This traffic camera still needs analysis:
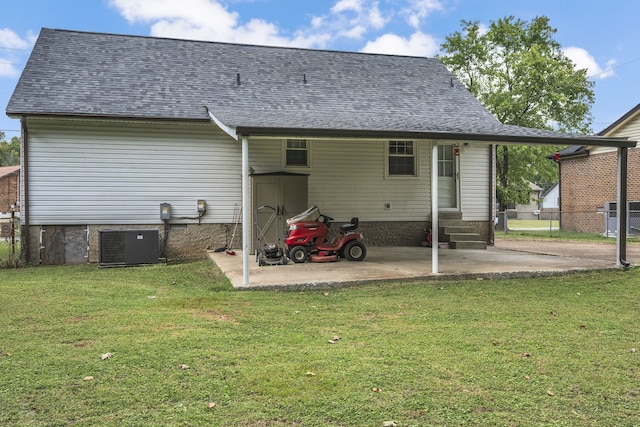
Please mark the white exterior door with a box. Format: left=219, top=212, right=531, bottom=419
left=438, top=145, right=459, bottom=210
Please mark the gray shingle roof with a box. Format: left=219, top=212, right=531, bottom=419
left=6, top=28, right=634, bottom=147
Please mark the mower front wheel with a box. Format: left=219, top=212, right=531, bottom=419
left=289, top=245, right=309, bottom=263
left=344, top=240, right=367, bottom=261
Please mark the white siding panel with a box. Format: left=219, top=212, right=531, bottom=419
left=27, top=119, right=242, bottom=225
left=308, top=139, right=432, bottom=221
left=459, top=144, right=490, bottom=221
left=592, top=113, right=640, bottom=155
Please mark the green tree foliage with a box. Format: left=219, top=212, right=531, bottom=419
left=0, top=131, right=21, bottom=166
left=438, top=16, right=595, bottom=208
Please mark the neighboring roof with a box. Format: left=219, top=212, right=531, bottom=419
left=0, top=165, right=20, bottom=178
left=547, top=145, right=589, bottom=161
left=542, top=182, right=558, bottom=198
left=7, top=28, right=635, bottom=148
left=528, top=182, right=543, bottom=192
left=598, top=102, right=640, bottom=136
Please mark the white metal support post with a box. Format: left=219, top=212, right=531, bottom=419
left=242, top=134, right=250, bottom=284
left=431, top=142, right=439, bottom=274
left=616, top=146, right=629, bottom=268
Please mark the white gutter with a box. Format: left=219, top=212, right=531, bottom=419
left=206, top=108, right=238, bottom=141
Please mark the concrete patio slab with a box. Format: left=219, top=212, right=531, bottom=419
left=208, top=239, right=639, bottom=290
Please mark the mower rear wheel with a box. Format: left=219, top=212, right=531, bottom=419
left=344, top=240, right=366, bottom=261
left=289, top=245, right=309, bottom=263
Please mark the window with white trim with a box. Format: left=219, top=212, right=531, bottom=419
left=388, top=140, right=416, bottom=176
left=285, top=139, right=309, bottom=167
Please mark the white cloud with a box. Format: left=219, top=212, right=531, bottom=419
left=360, top=31, right=439, bottom=57
left=109, top=0, right=328, bottom=48
left=367, top=3, right=387, bottom=30
left=0, top=62, right=19, bottom=77
left=0, top=28, right=32, bottom=77
left=321, top=0, right=391, bottom=41
left=332, top=0, right=365, bottom=14
left=563, top=46, right=614, bottom=79
left=0, top=28, right=30, bottom=49
left=402, top=0, right=443, bottom=29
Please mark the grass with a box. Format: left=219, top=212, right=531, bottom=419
left=1, top=261, right=639, bottom=426
left=506, top=219, right=559, bottom=230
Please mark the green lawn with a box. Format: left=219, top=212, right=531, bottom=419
left=506, top=219, right=559, bottom=230
left=1, top=261, right=639, bottom=426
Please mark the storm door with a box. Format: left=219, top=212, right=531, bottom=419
left=437, top=145, right=459, bottom=210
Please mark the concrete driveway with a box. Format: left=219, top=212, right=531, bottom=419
left=208, top=238, right=639, bottom=290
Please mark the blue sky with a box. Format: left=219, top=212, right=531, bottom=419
left=2, top=0, right=640, bottom=140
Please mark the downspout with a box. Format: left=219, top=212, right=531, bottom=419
left=488, top=144, right=494, bottom=245
left=617, top=147, right=629, bottom=268
left=431, top=142, right=439, bottom=274
left=20, top=116, right=30, bottom=264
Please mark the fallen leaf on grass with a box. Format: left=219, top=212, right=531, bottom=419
left=100, top=353, right=113, bottom=361
left=547, top=390, right=555, bottom=396
left=83, top=376, right=94, bottom=381
left=178, top=364, right=189, bottom=370
left=523, top=375, right=531, bottom=381
left=371, top=387, right=382, bottom=392
left=208, top=402, right=217, bottom=409
left=147, top=295, right=157, bottom=299
left=328, top=340, right=336, bottom=344
left=323, top=292, right=329, bottom=296
left=331, top=335, right=341, bottom=341
left=382, top=421, right=397, bottom=427
left=521, top=352, right=531, bottom=358
left=305, top=371, right=316, bottom=376
left=631, top=348, right=637, bottom=353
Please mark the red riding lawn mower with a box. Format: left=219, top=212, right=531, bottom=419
left=284, top=205, right=367, bottom=263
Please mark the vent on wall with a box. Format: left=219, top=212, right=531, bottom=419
left=99, top=230, right=159, bottom=267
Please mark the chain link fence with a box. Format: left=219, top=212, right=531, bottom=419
left=0, top=211, right=20, bottom=268
left=495, top=208, right=640, bottom=238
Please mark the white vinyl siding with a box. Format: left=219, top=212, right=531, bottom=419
left=249, top=138, right=432, bottom=221
left=592, top=113, right=640, bottom=155
left=26, top=118, right=241, bottom=225
left=26, top=119, right=491, bottom=226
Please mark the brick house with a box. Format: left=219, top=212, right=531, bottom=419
left=0, top=165, right=20, bottom=213
left=555, top=103, right=640, bottom=235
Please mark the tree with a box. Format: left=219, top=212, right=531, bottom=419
left=0, top=131, right=21, bottom=166
left=438, top=16, right=595, bottom=208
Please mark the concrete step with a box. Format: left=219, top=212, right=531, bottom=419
left=447, top=232, right=482, bottom=242
left=443, top=225, right=475, bottom=234
left=450, top=240, right=487, bottom=250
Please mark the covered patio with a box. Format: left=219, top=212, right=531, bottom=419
left=208, top=239, right=640, bottom=289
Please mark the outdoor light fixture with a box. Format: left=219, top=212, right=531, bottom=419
left=197, top=199, right=206, bottom=213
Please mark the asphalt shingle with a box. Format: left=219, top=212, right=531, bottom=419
left=5, top=28, right=634, bottom=146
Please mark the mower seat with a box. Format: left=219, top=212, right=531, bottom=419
left=340, top=217, right=359, bottom=233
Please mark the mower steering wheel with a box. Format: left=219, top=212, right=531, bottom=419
left=321, top=214, right=334, bottom=224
